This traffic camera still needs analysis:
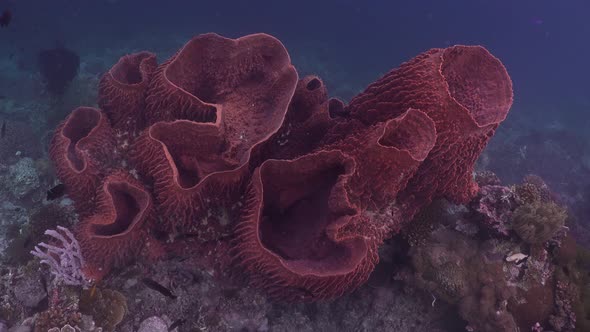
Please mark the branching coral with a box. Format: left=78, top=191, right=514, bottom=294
left=30, top=226, right=90, bottom=287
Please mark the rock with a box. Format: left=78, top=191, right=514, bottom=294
left=506, top=252, right=528, bottom=263
left=7, top=323, right=31, bottom=332
left=14, top=275, right=47, bottom=308
left=14, top=273, right=47, bottom=308
left=0, top=201, right=29, bottom=258
left=5, top=158, right=40, bottom=199
left=137, top=317, right=168, bottom=332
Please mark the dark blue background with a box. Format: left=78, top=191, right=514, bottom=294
left=3, top=0, right=589, bottom=131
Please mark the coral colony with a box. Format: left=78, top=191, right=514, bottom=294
left=42, top=32, right=513, bottom=298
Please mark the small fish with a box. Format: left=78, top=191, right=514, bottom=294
left=168, top=319, right=186, bottom=331
left=141, top=277, right=177, bottom=299
left=89, top=283, right=98, bottom=298
left=1, top=120, right=6, bottom=139
left=0, top=10, right=11, bottom=28
left=22, top=235, right=32, bottom=248
left=40, top=274, right=48, bottom=294
left=46, top=183, right=66, bottom=200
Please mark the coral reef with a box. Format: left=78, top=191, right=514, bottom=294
left=401, top=228, right=519, bottom=331
left=6, top=29, right=583, bottom=332
left=44, top=32, right=513, bottom=301
left=3, top=174, right=582, bottom=331
left=484, top=125, right=590, bottom=248
left=470, top=173, right=568, bottom=247
left=392, top=170, right=590, bottom=332
left=0, top=18, right=586, bottom=330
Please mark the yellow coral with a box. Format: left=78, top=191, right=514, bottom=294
left=79, top=288, right=127, bottom=332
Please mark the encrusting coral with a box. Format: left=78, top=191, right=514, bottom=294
left=401, top=200, right=446, bottom=247
left=44, top=32, right=513, bottom=300
left=470, top=184, right=517, bottom=237
left=513, top=182, right=544, bottom=205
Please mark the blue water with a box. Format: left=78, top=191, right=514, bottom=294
left=6, top=0, right=586, bottom=209
left=1, top=1, right=589, bottom=331
left=4, top=0, right=589, bottom=121
left=2, top=0, right=589, bottom=274
left=2, top=0, right=589, bottom=265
